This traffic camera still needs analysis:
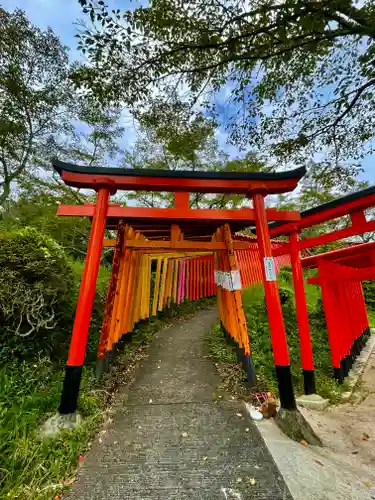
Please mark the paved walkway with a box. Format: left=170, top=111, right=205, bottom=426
left=66, top=306, right=291, bottom=500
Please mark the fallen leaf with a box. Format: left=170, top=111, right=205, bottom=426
left=314, top=459, right=324, bottom=466
left=364, top=480, right=372, bottom=488
left=362, top=433, right=370, bottom=441
left=247, top=477, right=256, bottom=486
left=300, top=440, right=308, bottom=447
left=64, top=477, right=75, bottom=486
left=351, top=450, right=359, bottom=454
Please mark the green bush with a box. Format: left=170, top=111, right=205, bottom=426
left=363, top=280, right=375, bottom=310
left=0, top=192, right=92, bottom=260
left=0, top=227, right=75, bottom=361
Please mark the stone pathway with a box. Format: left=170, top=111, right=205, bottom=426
left=65, top=306, right=291, bottom=500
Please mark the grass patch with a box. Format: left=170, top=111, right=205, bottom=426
left=206, top=269, right=351, bottom=404
left=0, top=295, right=215, bottom=500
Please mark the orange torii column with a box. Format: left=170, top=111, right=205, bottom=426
left=253, top=193, right=296, bottom=410
left=96, top=220, right=125, bottom=374
left=59, top=180, right=116, bottom=415
left=223, top=224, right=256, bottom=386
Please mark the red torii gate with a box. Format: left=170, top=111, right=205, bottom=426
left=303, top=242, right=373, bottom=382
left=270, top=185, right=375, bottom=392
left=52, top=159, right=305, bottom=415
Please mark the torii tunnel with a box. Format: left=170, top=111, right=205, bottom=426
left=271, top=184, right=375, bottom=385
left=52, top=159, right=306, bottom=415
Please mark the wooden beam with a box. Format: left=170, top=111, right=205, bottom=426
left=103, top=239, right=117, bottom=247
left=298, top=220, right=375, bottom=252
left=175, top=192, right=190, bottom=209
left=308, top=266, right=375, bottom=284
left=270, top=192, right=375, bottom=237
left=59, top=170, right=304, bottom=195
left=124, top=240, right=250, bottom=250
left=273, top=219, right=375, bottom=256
left=301, top=240, right=375, bottom=269
left=57, top=204, right=301, bottom=223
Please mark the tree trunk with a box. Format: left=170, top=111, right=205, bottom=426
left=0, top=180, right=11, bottom=208
left=276, top=408, right=322, bottom=446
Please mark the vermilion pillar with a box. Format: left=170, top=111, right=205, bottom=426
left=289, top=231, right=316, bottom=395
left=59, top=183, right=114, bottom=414
left=253, top=193, right=296, bottom=410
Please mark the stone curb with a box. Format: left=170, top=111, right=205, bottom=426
left=296, top=393, right=329, bottom=411
left=341, top=328, right=375, bottom=401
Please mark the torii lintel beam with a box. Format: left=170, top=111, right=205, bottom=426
left=52, top=159, right=306, bottom=195
left=57, top=204, right=301, bottom=226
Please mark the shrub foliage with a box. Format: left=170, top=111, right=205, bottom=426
left=0, top=227, right=74, bottom=360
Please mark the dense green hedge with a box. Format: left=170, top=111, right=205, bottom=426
left=0, top=227, right=74, bottom=361
left=0, top=227, right=110, bottom=363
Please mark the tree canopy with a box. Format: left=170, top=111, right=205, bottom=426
left=75, top=0, right=375, bottom=169
left=0, top=8, right=75, bottom=205
left=0, top=7, right=125, bottom=206
left=122, top=95, right=270, bottom=208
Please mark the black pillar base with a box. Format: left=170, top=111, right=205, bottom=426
left=59, top=365, right=83, bottom=415
left=243, top=355, right=257, bottom=387
left=110, top=342, right=119, bottom=361
left=95, top=354, right=110, bottom=378
left=303, top=369, right=316, bottom=395
left=333, top=366, right=344, bottom=384
left=275, top=365, right=296, bottom=410
left=220, top=323, right=257, bottom=387
left=235, top=343, right=245, bottom=364
left=342, top=356, right=350, bottom=378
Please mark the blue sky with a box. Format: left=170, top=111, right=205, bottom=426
left=3, top=0, right=375, bottom=183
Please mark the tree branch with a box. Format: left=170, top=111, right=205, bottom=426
left=332, top=78, right=375, bottom=128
